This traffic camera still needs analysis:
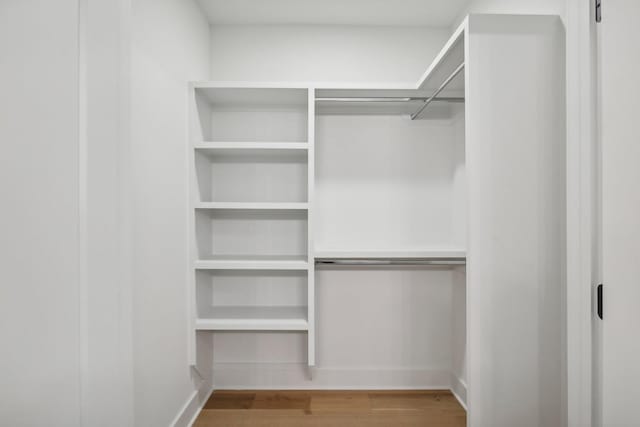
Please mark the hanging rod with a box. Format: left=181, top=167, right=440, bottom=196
left=410, top=62, right=465, bottom=120
left=315, top=257, right=466, bottom=266
left=316, top=96, right=464, bottom=103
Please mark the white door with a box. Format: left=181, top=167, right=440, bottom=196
left=600, top=1, right=640, bottom=425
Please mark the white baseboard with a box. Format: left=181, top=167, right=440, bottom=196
left=450, top=373, right=467, bottom=410
left=171, top=385, right=214, bottom=427
left=212, top=363, right=451, bottom=390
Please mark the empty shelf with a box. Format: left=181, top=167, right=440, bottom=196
left=195, top=202, right=309, bottom=211
left=196, top=306, right=308, bottom=331
left=195, top=255, right=309, bottom=270
left=193, top=86, right=308, bottom=108
left=194, top=142, right=308, bottom=150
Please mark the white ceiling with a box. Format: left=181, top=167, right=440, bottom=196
left=195, top=0, right=472, bottom=27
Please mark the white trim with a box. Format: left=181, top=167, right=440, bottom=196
left=565, top=0, right=597, bottom=426
left=450, top=374, right=467, bottom=410
left=117, top=0, right=135, bottom=423
left=462, top=15, right=471, bottom=425
left=211, top=363, right=452, bottom=390
left=77, top=1, right=88, bottom=426
left=170, top=386, right=214, bottom=427
left=450, top=386, right=468, bottom=412
left=451, top=390, right=467, bottom=412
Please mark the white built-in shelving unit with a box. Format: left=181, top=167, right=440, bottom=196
left=188, top=16, right=566, bottom=425
left=188, top=84, right=316, bottom=364
left=187, top=22, right=469, bottom=377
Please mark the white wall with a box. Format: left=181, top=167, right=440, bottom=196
left=209, top=25, right=450, bottom=83
left=82, top=0, right=134, bottom=425
left=0, top=1, right=81, bottom=426
left=131, top=0, right=211, bottom=425
left=453, top=0, right=566, bottom=29
left=2, top=1, right=146, bottom=425
left=315, top=115, right=461, bottom=251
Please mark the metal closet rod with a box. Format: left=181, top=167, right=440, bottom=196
left=410, top=62, right=465, bottom=120
left=315, top=96, right=464, bottom=103
left=315, top=258, right=466, bottom=266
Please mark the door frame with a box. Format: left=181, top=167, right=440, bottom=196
left=565, top=0, right=599, bottom=426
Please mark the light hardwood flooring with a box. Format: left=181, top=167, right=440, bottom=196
left=194, top=390, right=466, bottom=427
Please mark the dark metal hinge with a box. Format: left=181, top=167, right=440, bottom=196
left=596, top=0, right=602, bottom=23
left=597, top=284, right=603, bottom=319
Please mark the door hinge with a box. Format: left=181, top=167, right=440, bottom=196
left=597, top=284, right=603, bottom=319
left=596, top=0, right=602, bottom=23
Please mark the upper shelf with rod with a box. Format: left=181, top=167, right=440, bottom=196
left=315, top=21, right=465, bottom=119
left=190, top=21, right=466, bottom=120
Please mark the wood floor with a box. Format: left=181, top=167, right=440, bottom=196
left=194, top=390, right=466, bottom=427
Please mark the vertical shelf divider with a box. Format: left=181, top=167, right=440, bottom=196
left=307, top=88, right=316, bottom=368
left=187, top=83, right=198, bottom=367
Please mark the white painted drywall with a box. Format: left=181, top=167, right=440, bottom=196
left=453, top=0, right=566, bottom=30
left=81, top=0, right=134, bottom=425
left=131, top=0, right=211, bottom=425
left=0, top=1, right=81, bottom=426
left=197, top=0, right=471, bottom=27
left=315, top=115, right=461, bottom=251
left=209, top=25, right=450, bottom=84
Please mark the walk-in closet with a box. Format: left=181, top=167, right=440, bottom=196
left=187, top=13, right=565, bottom=427
left=13, top=0, right=638, bottom=426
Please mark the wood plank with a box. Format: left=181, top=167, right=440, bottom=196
left=310, top=392, right=371, bottom=414
left=357, top=413, right=465, bottom=427
left=203, top=392, right=255, bottom=410
left=369, top=391, right=463, bottom=411
left=251, top=391, right=311, bottom=413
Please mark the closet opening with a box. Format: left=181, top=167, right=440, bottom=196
left=184, top=12, right=565, bottom=427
